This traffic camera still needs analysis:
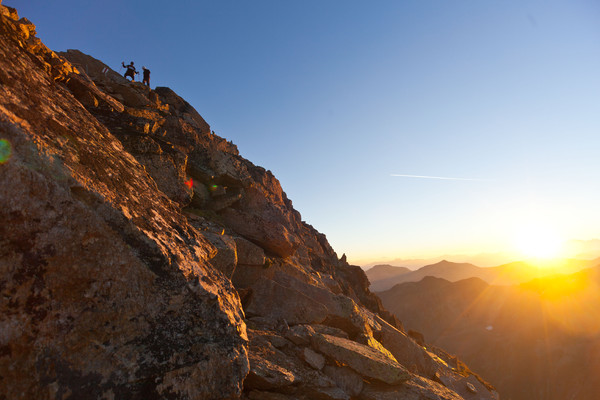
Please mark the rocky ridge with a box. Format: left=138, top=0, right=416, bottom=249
left=0, top=4, right=498, bottom=399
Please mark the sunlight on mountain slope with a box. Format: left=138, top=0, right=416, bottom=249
left=540, top=275, right=600, bottom=336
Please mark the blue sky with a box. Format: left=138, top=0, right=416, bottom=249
left=8, top=0, right=600, bottom=264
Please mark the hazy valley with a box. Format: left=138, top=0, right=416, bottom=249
left=368, top=258, right=600, bottom=400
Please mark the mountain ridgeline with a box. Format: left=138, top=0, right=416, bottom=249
left=366, top=259, right=600, bottom=292
left=0, top=4, right=498, bottom=400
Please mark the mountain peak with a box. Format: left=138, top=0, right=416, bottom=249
left=430, top=259, right=476, bottom=267
left=0, top=5, right=498, bottom=399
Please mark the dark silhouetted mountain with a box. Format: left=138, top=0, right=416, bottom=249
left=364, top=252, right=518, bottom=269
left=379, top=265, right=600, bottom=400
left=365, top=264, right=412, bottom=291
left=367, top=260, right=489, bottom=292
left=368, top=258, right=599, bottom=292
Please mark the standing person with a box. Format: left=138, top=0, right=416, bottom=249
left=122, top=61, right=138, bottom=81
left=142, top=66, right=150, bottom=86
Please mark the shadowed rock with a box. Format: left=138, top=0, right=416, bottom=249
left=302, top=347, right=326, bottom=370
left=360, top=376, right=465, bottom=400
left=323, top=365, right=364, bottom=397
left=245, top=353, right=296, bottom=391
left=235, top=236, right=266, bottom=266
left=245, top=277, right=329, bottom=324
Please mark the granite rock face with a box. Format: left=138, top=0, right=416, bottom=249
left=0, top=7, right=247, bottom=400
left=0, top=5, right=498, bottom=400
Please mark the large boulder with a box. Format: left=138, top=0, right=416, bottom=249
left=203, top=232, right=238, bottom=279
left=435, top=369, right=499, bottom=400
left=302, top=347, right=326, bottom=370
left=220, top=208, right=300, bottom=258
left=235, top=236, right=266, bottom=266
left=245, top=353, right=297, bottom=391
left=154, top=86, right=211, bottom=134
left=359, top=376, right=465, bottom=400
left=245, top=277, right=329, bottom=325
left=62, top=72, right=125, bottom=112
left=376, top=316, right=439, bottom=377
left=311, top=334, right=410, bottom=385
left=58, top=49, right=129, bottom=85
left=272, top=271, right=381, bottom=339
left=323, top=365, right=364, bottom=397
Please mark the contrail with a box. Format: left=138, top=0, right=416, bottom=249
left=390, top=174, right=486, bottom=181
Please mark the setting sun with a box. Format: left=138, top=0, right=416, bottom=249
left=514, top=224, right=564, bottom=260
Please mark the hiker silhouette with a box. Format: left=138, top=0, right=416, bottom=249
left=142, top=66, right=150, bottom=86
left=122, top=61, right=138, bottom=81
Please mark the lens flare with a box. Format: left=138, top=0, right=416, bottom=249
left=0, top=139, right=12, bottom=164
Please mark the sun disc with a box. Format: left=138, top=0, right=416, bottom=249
left=514, top=224, right=563, bottom=260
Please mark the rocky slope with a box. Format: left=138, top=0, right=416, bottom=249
left=0, top=4, right=498, bottom=399
left=378, top=269, right=600, bottom=400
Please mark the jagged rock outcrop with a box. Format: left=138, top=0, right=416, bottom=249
left=0, top=6, right=247, bottom=399
left=0, top=4, right=499, bottom=399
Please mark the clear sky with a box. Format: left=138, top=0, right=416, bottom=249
left=8, top=0, right=600, bottom=265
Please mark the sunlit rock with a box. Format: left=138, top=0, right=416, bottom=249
left=311, top=333, right=411, bottom=385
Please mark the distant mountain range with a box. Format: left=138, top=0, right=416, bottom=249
left=377, top=265, right=600, bottom=400
left=361, top=239, right=600, bottom=270
left=363, top=264, right=412, bottom=284
left=366, top=258, right=600, bottom=292
left=361, top=252, right=515, bottom=269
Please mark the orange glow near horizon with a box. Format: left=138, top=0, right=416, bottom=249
left=540, top=276, right=600, bottom=337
